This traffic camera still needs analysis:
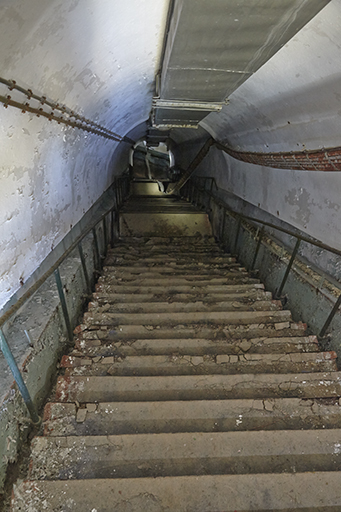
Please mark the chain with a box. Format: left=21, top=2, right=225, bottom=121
left=0, top=77, right=134, bottom=144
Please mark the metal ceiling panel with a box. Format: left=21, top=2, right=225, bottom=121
left=158, top=0, right=330, bottom=105
left=161, top=68, right=251, bottom=102
left=153, top=107, right=211, bottom=128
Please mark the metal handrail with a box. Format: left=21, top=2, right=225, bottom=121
left=186, top=176, right=341, bottom=338
left=0, top=174, right=130, bottom=422
left=191, top=176, right=341, bottom=259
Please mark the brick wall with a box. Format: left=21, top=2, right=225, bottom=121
left=219, top=144, right=341, bottom=172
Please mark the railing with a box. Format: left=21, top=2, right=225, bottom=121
left=0, top=174, right=130, bottom=423
left=183, top=176, right=341, bottom=340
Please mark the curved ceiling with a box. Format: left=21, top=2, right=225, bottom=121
left=0, top=0, right=169, bottom=136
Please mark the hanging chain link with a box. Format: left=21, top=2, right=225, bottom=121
left=0, top=77, right=134, bottom=144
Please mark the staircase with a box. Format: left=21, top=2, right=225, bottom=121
left=11, top=195, right=341, bottom=511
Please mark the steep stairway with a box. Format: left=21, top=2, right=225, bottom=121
left=11, top=231, right=341, bottom=510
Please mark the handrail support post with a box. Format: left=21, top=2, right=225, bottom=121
left=251, top=227, right=264, bottom=270
left=54, top=268, right=73, bottom=342
left=0, top=329, right=40, bottom=424
left=103, top=216, right=108, bottom=256
left=234, top=217, right=242, bottom=255
left=110, top=209, right=115, bottom=248
left=92, top=228, right=101, bottom=272
left=276, top=238, right=301, bottom=298
left=78, top=242, right=91, bottom=296
left=319, top=293, right=341, bottom=338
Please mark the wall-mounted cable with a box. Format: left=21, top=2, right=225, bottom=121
left=0, top=77, right=134, bottom=144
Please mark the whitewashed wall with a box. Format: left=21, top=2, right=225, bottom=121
left=0, top=0, right=169, bottom=310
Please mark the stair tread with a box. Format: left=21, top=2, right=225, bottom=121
left=73, top=335, right=319, bottom=357
left=43, top=397, right=341, bottom=436
left=101, top=268, right=245, bottom=277
left=29, top=429, right=341, bottom=480
left=61, top=351, right=337, bottom=376
left=11, top=473, right=341, bottom=512
left=106, top=256, right=238, bottom=265
left=55, top=372, right=341, bottom=402
left=103, top=263, right=238, bottom=271
left=96, top=283, right=265, bottom=294
left=88, top=299, right=280, bottom=313
left=83, top=309, right=292, bottom=327
left=92, top=289, right=270, bottom=303
left=75, top=324, right=307, bottom=344
left=97, top=279, right=260, bottom=289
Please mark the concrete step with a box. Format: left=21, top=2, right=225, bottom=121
left=72, top=335, right=320, bottom=357
left=106, top=252, right=228, bottom=262
left=55, top=372, right=341, bottom=403
left=43, top=397, right=341, bottom=437
left=87, top=299, right=281, bottom=314
left=28, top=429, right=341, bottom=480
left=82, top=309, right=292, bottom=327
left=104, top=261, right=237, bottom=271
left=106, top=246, right=230, bottom=253
left=95, top=282, right=263, bottom=296
left=101, top=265, right=242, bottom=276
left=120, top=202, right=204, bottom=212
left=61, top=351, right=337, bottom=376
left=105, top=255, right=238, bottom=265
left=102, top=263, right=240, bottom=277
left=75, top=323, right=307, bottom=347
left=117, top=235, right=217, bottom=244
left=107, top=246, right=225, bottom=255
left=92, top=288, right=273, bottom=304
left=119, top=210, right=212, bottom=237
left=121, top=205, right=203, bottom=214
left=97, top=275, right=255, bottom=287
left=11, top=472, right=341, bottom=511
left=114, top=236, right=218, bottom=243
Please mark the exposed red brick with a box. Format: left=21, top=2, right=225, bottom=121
left=55, top=376, right=72, bottom=402
left=60, top=355, right=76, bottom=368
left=220, top=144, right=341, bottom=171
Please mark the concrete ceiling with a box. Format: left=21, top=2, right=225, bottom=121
left=153, top=0, right=329, bottom=128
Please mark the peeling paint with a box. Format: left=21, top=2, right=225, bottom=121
left=285, top=188, right=312, bottom=225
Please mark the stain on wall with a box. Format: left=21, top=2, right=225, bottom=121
left=0, top=0, right=170, bottom=310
